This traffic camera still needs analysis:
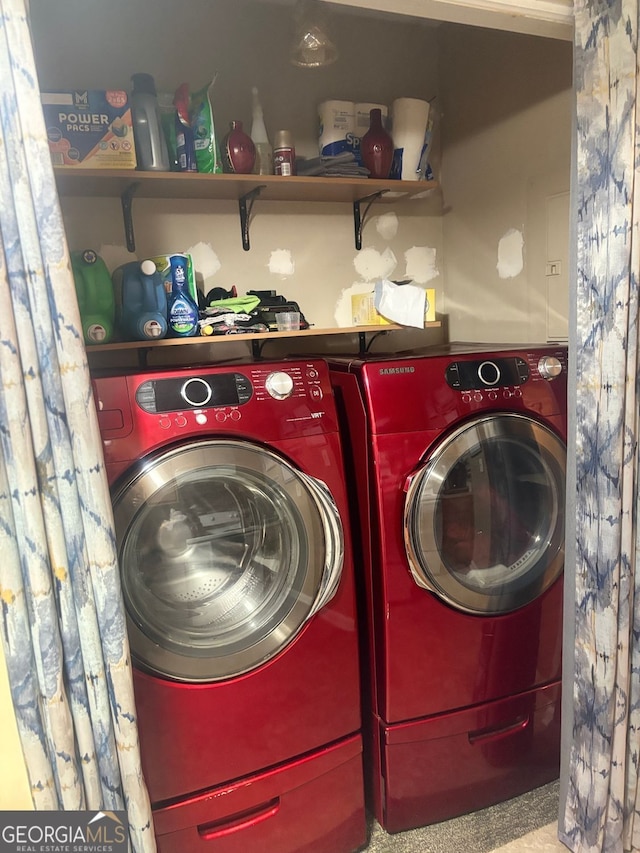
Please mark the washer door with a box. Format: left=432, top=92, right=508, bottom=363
left=404, top=413, right=566, bottom=614
left=112, top=440, right=344, bottom=682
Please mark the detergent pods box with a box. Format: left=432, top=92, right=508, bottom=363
left=351, top=287, right=436, bottom=326
left=41, top=90, right=137, bottom=168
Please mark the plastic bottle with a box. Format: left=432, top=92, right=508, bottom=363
left=174, top=83, right=197, bottom=172
left=167, top=255, right=200, bottom=337
left=130, top=73, right=171, bottom=171
left=114, top=260, right=168, bottom=341
left=70, top=249, right=115, bottom=345
left=250, top=86, right=273, bottom=175
left=273, top=130, right=296, bottom=176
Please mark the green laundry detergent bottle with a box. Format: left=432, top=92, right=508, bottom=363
left=70, top=249, right=115, bottom=345
left=168, top=254, right=199, bottom=337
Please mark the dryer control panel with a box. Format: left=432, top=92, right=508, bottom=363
left=445, top=357, right=530, bottom=391
left=445, top=352, right=566, bottom=392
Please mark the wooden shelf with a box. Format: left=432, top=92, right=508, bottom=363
left=53, top=168, right=440, bottom=251
left=85, top=323, right=441, bottom=355
left=53, top=168, right=439, bottom=204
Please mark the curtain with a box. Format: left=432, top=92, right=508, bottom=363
left=0, top=2, right=155, bottom=850
left=559, top=0, right=640, bottom=851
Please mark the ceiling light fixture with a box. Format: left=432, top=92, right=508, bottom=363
left=290, top=0, right=338, bottom=69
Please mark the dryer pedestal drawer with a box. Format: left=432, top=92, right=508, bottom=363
left=372, top=681, right=561, bottom=834
left=153, top=734, right=366, bottom=853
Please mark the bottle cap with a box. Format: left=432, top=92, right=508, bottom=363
left=274, top=130, right=294, bottom=150
left=131, top=73, right=157, bottom=96
left=140, top=259, right=157, bottom=276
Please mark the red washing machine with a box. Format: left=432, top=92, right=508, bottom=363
left=91, top=359, right=365, bottom=853
left=328, top=343, right=567, bottom=833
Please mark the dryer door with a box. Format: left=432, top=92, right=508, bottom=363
left=404, top=413, right=566, bottom=614
left=111, top=439, right=344, bottom=682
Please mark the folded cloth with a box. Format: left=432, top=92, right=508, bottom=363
left=297, top=152, right=370, bottom=178
left=204, top=294, right=261, bottom=314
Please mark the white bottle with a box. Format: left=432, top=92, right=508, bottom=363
left=250, top=86, right=273, bottom=175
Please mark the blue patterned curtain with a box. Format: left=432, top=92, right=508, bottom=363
left=559, top=0, right=640, bottom=851
left=0, top=2, right=155, bottom=850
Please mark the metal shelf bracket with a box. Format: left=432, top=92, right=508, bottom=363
left=353, top=190, right=388, bottom=250
left=239, top=185, right=267, bottom=251
left=121, top=182, right=140, bottom=253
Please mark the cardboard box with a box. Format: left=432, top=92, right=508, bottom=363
left=351, top=287, right=436, bottom=326
left=41, top=90, right=137, bottom=169
left=351, top=292, right=392, bottom=326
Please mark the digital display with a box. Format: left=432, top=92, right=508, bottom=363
left=136, top=373, right=253, bottom=413
left=445, top=357, right=529, bottom=391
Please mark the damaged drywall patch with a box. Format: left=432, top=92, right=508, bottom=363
left=405, top=246, right=438, bottom=283
left=353, top=247, right=397, bottom=282
left=268, top=249, right=295, bottom=276
left=497, top=229, right=524, bottom=279
left=186, top=241, right=222, bottom=280
left=376, top=212, right=399, bottom=241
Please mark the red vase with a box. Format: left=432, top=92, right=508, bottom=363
left=360, top=108, right=393, bottom=179
left=223, top=120, right=256, bottom=174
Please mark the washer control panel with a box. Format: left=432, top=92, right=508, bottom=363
left=136, top=372, right=253, bottom=413
left=134, top=365, right=324, bottom=416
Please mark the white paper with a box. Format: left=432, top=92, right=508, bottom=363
left=374, top=278, right=426, bottom=328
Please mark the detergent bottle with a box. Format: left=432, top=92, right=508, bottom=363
left=167, top=254, right=199, bottom=337
left=70, top=249, right=115, bottom=345
left=114, top=259, right=168, bottom=341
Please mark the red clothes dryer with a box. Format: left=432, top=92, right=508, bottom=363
left=91, top=359, right=365, bottom=853
left=328, top=343, right=567, bottom=833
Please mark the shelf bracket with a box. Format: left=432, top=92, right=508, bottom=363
left=353, top=190, right=388, bottom=250
left=121, top=182, right=140, bottom=253
left=239, top=185, right=267, bottom=251
left=358, top=328, right=389, bottom=355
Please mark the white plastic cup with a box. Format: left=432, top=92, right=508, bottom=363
left=275, top=311, right=301, bottom=331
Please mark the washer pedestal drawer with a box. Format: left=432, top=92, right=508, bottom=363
left=153, top=734, right=366, bottom=853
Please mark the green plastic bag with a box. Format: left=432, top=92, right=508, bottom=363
left=191, top=76, right=223, bottom=174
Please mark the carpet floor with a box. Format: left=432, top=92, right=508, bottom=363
left=360, top=780, right=563, bottom=853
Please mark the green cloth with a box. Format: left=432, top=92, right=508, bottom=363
left=206, top=294, right=261, bottom=313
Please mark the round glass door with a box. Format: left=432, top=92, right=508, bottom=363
left=111, top=440, right=344, bottom=682
left=404, top=413, right=566, bottom=614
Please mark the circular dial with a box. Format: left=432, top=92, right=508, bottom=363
left=477, top=361, right=501, bottom=386
left=181, top=378, right=213, bottom=407
left=538, top=356, right=563, bottom=380
left=265, top=371, right=294, bottom=400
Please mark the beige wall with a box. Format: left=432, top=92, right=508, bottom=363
left=438, top=24, right=573, bottom=343
left=0, top=641, right=32, bottom=809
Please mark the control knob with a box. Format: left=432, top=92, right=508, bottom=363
left=537, top=356, right=563, bottom=380
left=265, top=371, right=294, bottom=400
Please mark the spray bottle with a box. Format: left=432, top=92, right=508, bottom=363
left=250, top=86, right=273, bottom=175
left=167, top=254, right=200, bottom=337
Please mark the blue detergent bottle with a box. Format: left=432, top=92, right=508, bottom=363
left=168, top=254, right=199, bottom=337
left=116, top=259, right=168, bottom=341
left=70, top=249, right=116, bottom=345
